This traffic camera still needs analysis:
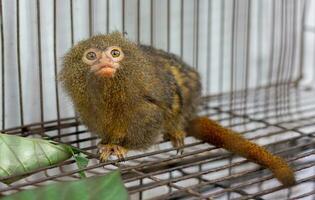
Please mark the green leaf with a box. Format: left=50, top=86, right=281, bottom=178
left=68, top=146, right=89, bottom=178
left=74, top=154, right=89, bottom=178
left=0, top=133, right=73, bottom=184
left=0, top=171, right=129, bottom=200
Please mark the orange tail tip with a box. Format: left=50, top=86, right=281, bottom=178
left=273, top=164, right=296, bottom=186
left=187, top=117, right=296, bottom=187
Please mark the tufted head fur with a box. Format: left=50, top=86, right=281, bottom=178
left=59, top=32, right=168, bottom=149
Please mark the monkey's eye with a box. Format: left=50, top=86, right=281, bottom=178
left=110, top=49, right=120, bottom=58
left=86, top=51, right=97, bottom=60
left=105, top=46, right=124, bottom=61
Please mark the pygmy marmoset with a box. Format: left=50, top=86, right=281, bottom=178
left=59, top=32, right=295, bottom=186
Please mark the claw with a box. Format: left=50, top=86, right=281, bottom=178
left=176, top=148, right=184, bottom=155
left=100, top=151, right=111, bottom=162
left=170, top=131, right=185, bottom=155
left=97, top=144, right=128, bottom=162
left=117, top=154, right=125, bottom=162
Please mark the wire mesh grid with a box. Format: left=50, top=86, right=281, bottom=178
left=0, top=0, right=315, bottom=199
left=0, top=86, right=314, bottom=199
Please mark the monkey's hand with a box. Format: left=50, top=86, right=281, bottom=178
left=98, top=144, right=128, bottom=162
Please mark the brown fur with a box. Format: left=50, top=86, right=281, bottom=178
left=187, top=117, right=296, bottom=186
left=59, top=32, right=295, bottom=186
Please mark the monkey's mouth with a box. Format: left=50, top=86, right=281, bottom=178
left=92, top=65, right=118, bottom=78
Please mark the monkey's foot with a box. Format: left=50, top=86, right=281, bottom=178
left=169, top=131, right=185, bottom=155
left=97, top=144, right=128, bottom=162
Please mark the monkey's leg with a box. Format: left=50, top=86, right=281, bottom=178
left=97, top=143, right=128, bottom=162
left=164, top=117, right=187, bottom=154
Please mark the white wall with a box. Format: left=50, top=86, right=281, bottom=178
left=302, top=0, right=315, bottom=85
left=0, top=0, right=312, bottom=129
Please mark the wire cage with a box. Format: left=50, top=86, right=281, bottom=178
left=0, top=0, right=315, bottom=199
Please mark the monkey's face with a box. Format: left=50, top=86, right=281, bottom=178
left=82, top=46, right=124, bottom=78
left=62, top=32, right=148, bottom=83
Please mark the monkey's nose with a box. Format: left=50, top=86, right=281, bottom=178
left=99, top=56, right=114, bottom=68
left=91, top=55, right=119, bottom=78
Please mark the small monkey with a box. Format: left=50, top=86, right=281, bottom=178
left=59, top=32, right=295, bottom=186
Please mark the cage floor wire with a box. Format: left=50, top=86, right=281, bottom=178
left=0, top=85, right=314, bottom=200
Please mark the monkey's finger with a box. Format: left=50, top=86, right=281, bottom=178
left=173, top=136, right=185, bottom=155
left=115, top=151, right=124, bottom=160
left=117, top=154, right=126, bottom=162
left=176, top=142, right=184, bottom=155
left=114, top=147, right=127, bottom=162
left=176, top=148, right=184, bottom=155
left=170, top=131, right=185, bottom=153
left=99, top=151, right=112, bottom=162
